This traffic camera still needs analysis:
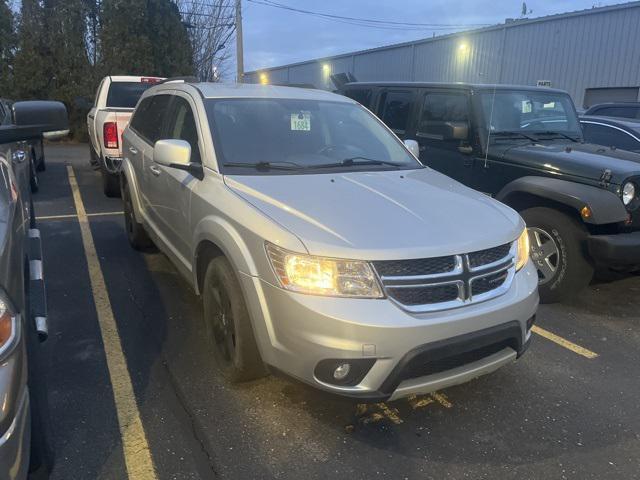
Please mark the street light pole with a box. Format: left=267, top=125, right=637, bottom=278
left=235, top=0, right=244, bottom=83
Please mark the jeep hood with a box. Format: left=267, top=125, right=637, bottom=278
left=224, top=168, right=523, bottom=260
left=493, top=142, right=640, bottom=184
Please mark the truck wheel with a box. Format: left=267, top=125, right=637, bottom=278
left=521, top=207, right=594, bottom=303
left=101, top=166, right=120, bottom=198
left=122, top=182, right=153, bottom=250
left=29, top=155, right=40, bottom=193
left=202, top=256, right=267, bottom=382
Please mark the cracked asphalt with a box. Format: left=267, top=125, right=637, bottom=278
left=35, top=144, right=640, bottom=480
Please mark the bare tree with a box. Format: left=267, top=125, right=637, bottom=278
left=174, top=0, right=236, bottom=81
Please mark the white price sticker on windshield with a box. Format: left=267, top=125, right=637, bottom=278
left=291, top=111, right=311, bottom=131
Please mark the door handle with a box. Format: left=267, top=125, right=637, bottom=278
left=12, top=150, right=26, bottom=163
left=149, top=165, right=161, bottom=176
left=128, top=146, right=138, bottom=155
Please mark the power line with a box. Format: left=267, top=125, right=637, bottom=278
left=245, top=0, right=493, bottom=30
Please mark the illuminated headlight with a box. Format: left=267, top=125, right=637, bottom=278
left=266, top=243, right=383, bottom=298
left=0, top=294, right=17, bottom=358
left=622, top=181, right=636, bottom=205
left=515, top=229, right=530, bottom=271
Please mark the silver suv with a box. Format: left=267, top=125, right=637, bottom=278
left=121, top=82, right=538, bottom=400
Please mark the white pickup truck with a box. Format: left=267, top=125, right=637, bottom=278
left=87, top=75, right=163, bottom=196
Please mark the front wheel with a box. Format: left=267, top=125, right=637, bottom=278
left=202, top=257, right=267, bottom=382
left=521, top=207, right=594, bottom=303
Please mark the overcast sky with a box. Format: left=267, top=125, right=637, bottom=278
left=240, top=0, right=617, bottom=74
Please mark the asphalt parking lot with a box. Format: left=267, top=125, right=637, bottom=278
left=35, top=144, right=640, bottom=480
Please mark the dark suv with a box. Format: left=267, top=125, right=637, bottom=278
left=340, top=82, right=640, bottom=303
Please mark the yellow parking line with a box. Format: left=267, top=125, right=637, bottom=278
left=431, top=392, right=453, bottom=408
left=532, top=325, right=599, bottom=359
left=376, top=403, right=403, bottom=424
left=67, top=166, right=157, bottom=480
left=37, top=211, right=123, bottom=221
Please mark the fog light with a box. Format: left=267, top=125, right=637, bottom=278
left=333, top=363, right=351, bottom=380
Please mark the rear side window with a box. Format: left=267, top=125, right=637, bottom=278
left=165, top=97, right=202, bottom=163
left=378, top=91, right=413, bottom=134
left=344, top=88, right=372, bottom=108
left=107, top=82, right=153, bottom=108
left=582, top=123, right=640, bottom=152
left=418, top=93, right=469, bottom=139
left=129, top=95, right=171, bottom=144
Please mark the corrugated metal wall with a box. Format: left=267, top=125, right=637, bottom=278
left=245, top=2, right=640, bottom=107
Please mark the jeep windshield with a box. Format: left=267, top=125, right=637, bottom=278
left=205, top=98, right=422, bottom=175
left=480, top=90, right=582, bottom=142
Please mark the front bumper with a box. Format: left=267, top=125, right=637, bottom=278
left=587, top=231, right=640, bottom=265
left=240, top=261, right=539, bottom=401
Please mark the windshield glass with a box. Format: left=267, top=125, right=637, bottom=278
left=106, top=82, right=154, bottom=108
left=480, top=90, right=581, bottom=139
left=205, top=98, right=422, bottom=174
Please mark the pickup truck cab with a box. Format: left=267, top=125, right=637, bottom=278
left=0, top=100, right=68, bottom=479
left=120, top=82, right=538, bottom=401
left=87, top=75, right=163, bottom=197
left=340, top=82, right=640, bottom=303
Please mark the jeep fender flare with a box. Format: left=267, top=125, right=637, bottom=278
left=496, top=176, right=628, bottom=224
left=120, top=158, right=144, bottom=224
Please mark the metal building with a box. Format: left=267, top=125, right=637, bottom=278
left=244, top=1, right=640, bottom=108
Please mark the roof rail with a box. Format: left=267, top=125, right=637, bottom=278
left=158, top=76, right=200, bottom=84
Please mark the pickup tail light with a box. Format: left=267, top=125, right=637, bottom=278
left=141, top=77, right=162, bottom=84
left=104, top=122, right=119, bottom=149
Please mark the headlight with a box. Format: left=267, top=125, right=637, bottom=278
left=515, top=229, right=530, bottom=271
left=266, top=243, right=383, bottom=298
left=0, top=295, right=17, bottom=358
left=622, top=181, right=636, bottom=205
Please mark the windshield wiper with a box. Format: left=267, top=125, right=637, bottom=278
left=314, top=157, right=405, bottom=169
left=532, top=131, right=579, bottom=142
left=491, top=131, right=537, bottom=142
left=223, top=161, right=303, bottom=171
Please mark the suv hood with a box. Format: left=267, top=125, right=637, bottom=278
left=493, top=141, right=640, bottom=184
left=225, top=168, right=523, bottom=260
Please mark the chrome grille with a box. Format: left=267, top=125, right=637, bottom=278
left=374, top=243, right=516, bottom=313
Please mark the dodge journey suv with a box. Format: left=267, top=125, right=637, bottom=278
left=120, top=82, right=538, bottom=400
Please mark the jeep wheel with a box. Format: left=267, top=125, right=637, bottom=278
left=122, top=182, right=153, bottom=250
left=202, top=256, right=266, bottom=382
left=521, top=207, right=594, bottom=303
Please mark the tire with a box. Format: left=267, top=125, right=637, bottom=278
left=101, top=165, right=120, bottom=198
left=29, top=155, right=40, bottom=193
left=521, top=207, right=594, bottom=303
left=202, top=256, right=267, bottom=382
left=122, top=181, right=153, bottom=250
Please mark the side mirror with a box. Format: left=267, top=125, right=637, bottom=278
left=154, top=139, right=203, bottom=179
left=404, top=139, right=420, bottom=158
left=154, top=139, right=191, bottom=166
left=444, top=122, right=469, bottom=141
left=0, top=101, right=69, bottom=143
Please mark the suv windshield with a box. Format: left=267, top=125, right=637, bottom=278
left=480, top=90, right=582, bottom=141
left=205, top=98, right=422, bottom=174
left=106, top=82, right=154, bottom=108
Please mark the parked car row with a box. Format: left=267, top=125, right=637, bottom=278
left=0, top=99, right=69, bottom=479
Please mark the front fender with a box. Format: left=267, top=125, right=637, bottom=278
left=496, top=176, right=628, bottom=224
left=120, top=158, right=144, bottom=224
left=191, top=216, right=259, bottom=294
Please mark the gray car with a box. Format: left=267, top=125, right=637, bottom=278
left=121, top=82, right=538, bottom=400
left=0, top=100, right=68, bottom=479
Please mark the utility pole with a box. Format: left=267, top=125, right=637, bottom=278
left=235, top=0, right=244, bottom=83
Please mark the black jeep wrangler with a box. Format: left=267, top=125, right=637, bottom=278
left=340, top=82, right=640, bottom=303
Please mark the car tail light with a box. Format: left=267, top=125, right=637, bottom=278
left=104, top=122, right=119, bottom=149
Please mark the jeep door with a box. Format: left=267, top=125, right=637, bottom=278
left=152, top=93, right=203, bottom=263
left=406, top=89, right=474, bottom=185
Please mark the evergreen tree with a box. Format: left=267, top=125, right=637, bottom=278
left=0, top=0, right=16, bottom=94
left=147, top=0, right=193, bottom=77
